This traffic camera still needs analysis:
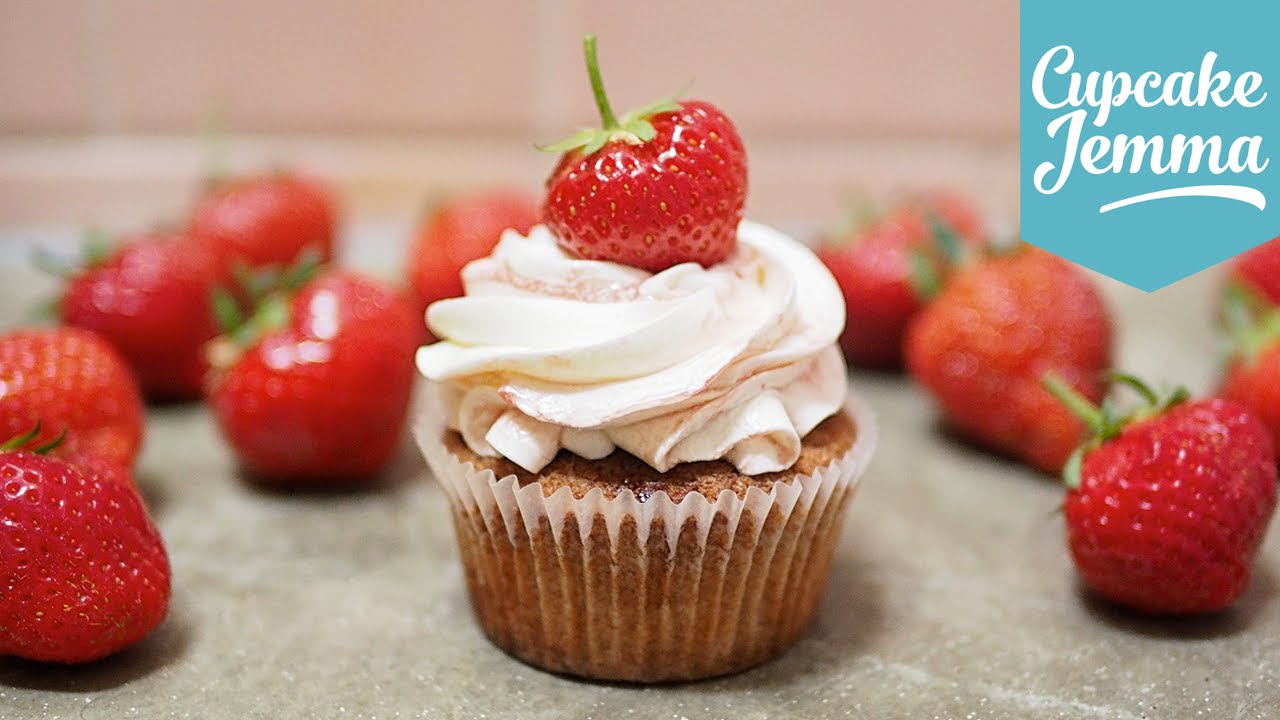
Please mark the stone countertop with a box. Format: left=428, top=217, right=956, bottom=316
left=0, top=232, right=1276, bottom=720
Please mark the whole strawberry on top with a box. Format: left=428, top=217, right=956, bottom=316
left=1044, top=374, right=1277, bottom=614
left=541, top=35, right=747, bottom=271
left=207, top=266, right=419, bottom=485
left=1219, top=296, right=1280, bottom=450
left=0, top=327, right=144, bottom=466
left=1226, top=236, right=1280, bottom=307
left=817, top=192, right=987, bottom=369
left=905, top=245, right=1113, bottom=473
left=189, top=172, right=337, bottom=270
left=52, top=231, right=225, bottom=402
left=407, top=188, right=539, bottom=325
left=0, top=427, right=170, bottom=663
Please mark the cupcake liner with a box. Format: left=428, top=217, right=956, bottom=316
left=416, top=384, right=877, bottom=683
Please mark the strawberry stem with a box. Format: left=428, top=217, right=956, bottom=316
left=0, top=423, right=63, bottom=454
left=1042, top=373, right=1103, bottom=432
left=0, top=423, right=42, bottom=452
left=583, top=34, right=620, bottom=131
left=33, top=429, right=67, bottom=455
left=1106, top=371, right=1159, bottom=406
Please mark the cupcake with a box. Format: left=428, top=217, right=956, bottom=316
left=414, top=36, right=876, bottom=683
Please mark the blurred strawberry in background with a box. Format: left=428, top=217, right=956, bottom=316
left=1227, top=236, right=1280, bottom=307
left=189, top=172, right=337, bottom=270
left=207, top=268, right=420, bottom=487
left=0, top=327, right=145, bottom=467
left=50, top=232, right=226, bottom=402
left=1219, top=287, right=1280, bottom=452
left=817, top=191, right=987, bottom=370
left=407, top=189, right=538, bottom=337
left=906, top=245, right=1113, bottom=473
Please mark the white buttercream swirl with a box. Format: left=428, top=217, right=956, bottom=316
left=415, top=220, right=848, bottom=475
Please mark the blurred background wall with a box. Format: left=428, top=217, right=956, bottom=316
left=0, top=0, right=1019, bottom=232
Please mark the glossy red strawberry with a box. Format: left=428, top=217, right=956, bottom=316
left=208, top=270, right=419, bottom=485
left=0, top=327, right=144, bottom=466
left=408, top=189, right=538, bottom=322
left=542, top=35, right=746, bottom=272
left=817, top=193, right=986, bottom=369
left=1220, top=307, right=1280, bottom=450
left=1228, top=236, right=1280, bottom=306
left=56, top=232, right=224, bottom=402
left=0, top=434, right=170, bottom=663
left=1045, top=376, right=1277, bottom=614
left=905, top=246, right=1113, bottom=473
left=189, top=172, right=337, bottom=270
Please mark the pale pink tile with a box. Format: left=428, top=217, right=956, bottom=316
left=0, top=0, right=93, bottom=131
left=560, top=0, right=1019, bottom=138
left=98, top=0, right=539, bottom=132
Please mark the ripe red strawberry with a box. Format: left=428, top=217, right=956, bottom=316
left=0, top=431, right=170, bottom=663
left=0, top=327, right=144, bottom=466
left=1045, top=376, right=1277, bottom=614
left=905, top=246, right=1113, bottom=473
left=542, top=35, right=747, bottom=272
left=55, top=232, right=224, bottom=402
left=407, top=189, right=538, bottom=324
left=817, top=193, right=987, bottom=369
left=189, top=172, right=337, bottom=270
left=1220, top=306, right=1280, bottom=450
left=207, top=270, right=419, bottom=485
left=1227, top=236, right=1280, bottom=306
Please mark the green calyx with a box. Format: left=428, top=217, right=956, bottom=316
left=908, top=250, right=943, bottom=300
left=1222, top=281, right=1280, bottom=366
left=926, top=213, right=966, bottom=266
left=907, top=213, right=972, bottom=301
left=209, top=247, right=323, bottom=360
left=1, top=422, right=67, bottom=455
left=1042, top=371, right=1190, bottom=489
left=538, top=34, right=685, bottom=156
left=32, top=228, right=114, bottom=279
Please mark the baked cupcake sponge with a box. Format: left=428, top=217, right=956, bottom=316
left=422, top=403, right=874, bottom=683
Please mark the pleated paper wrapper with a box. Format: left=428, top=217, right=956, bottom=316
left=416, top=385, right=877, bottom=683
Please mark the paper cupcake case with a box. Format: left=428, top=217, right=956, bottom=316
left=417, top=388, right=877, bottom=683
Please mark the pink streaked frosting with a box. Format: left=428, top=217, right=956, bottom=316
left=415, top=220, right=848, bottom=475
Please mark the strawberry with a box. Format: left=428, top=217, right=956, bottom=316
left=407, top=189, right=538, bottom=325
left=1220, top=302, right=1280, bottom=451
left=53, top=232, right=225, bottom=402
left=817, top=193, right=986, bottom=369
left=1227, top=236, right=1280, bottom=307
left=188, top=172, right=337, bottom=270
left=0, top=327, right=145, bottom=466
left=905, top=246, right=1113, bottom=473
left=541, top=35, right=747, bottom=272
left=0, top=428, right=170, bottom=663
left=1044, top=375, right=1277, bottom=614
left=207, top=269, right=419, bottom=485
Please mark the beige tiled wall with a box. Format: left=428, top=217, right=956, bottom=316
left=0, top=0, right=1017, bottom=137
left=0, top=1, right=1020, bottom=228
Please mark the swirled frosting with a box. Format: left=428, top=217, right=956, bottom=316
left=415, top=220, right=848, bottom=475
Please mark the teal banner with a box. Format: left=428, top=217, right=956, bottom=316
left=1020, top=1, right=1278, bottom=290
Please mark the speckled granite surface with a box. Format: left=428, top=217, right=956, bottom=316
left=0, top=234, right=1277, bottom=720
